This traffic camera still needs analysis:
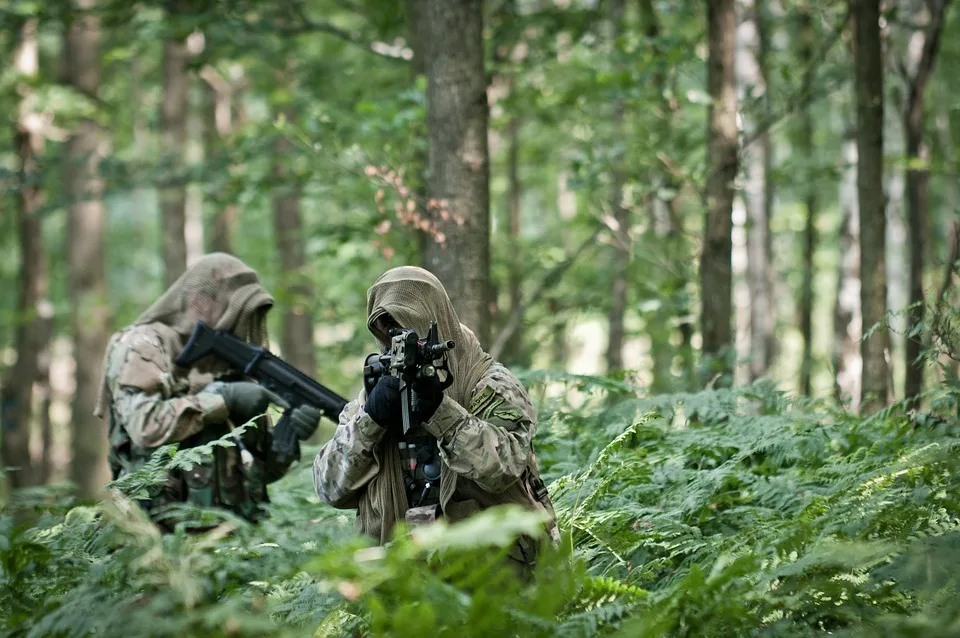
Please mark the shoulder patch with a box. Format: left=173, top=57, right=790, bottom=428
left=491, top=400, right=525, bottom=423
left=468, top=385, right=501, bottom=417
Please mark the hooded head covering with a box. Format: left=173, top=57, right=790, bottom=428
left=135, top=253, right=274, bottom=345
left=358, top=266, right=494, bottom=541
left=365, top=266, right=492, bottom=406
left=95, top=253, right=274, bottom=417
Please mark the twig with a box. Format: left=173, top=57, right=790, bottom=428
left=238, top=0, right=409, bottom=63
left=738, top=8, right=852, bottom=151
left=489, top=226, right=603, bottom=360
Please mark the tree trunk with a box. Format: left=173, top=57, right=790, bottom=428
left=1, top=18, right=52, bottom=490
left=935, top=107, right=960, bottom=382
left=160, top=36, right=189, bottom=286
left=853, top=0, right=889, bottom=413
left=736, top=0, right=774, bottom=381
left=501, top=115, right=528, bottom=365
left=700, top=0, right=739, bottom=378
left=422, top=0, right=491, bottom=345
left=798, top=6, right=817, bottom=396
left=202, top=67, right=238, bottom=254
left=272, top=68, right=316, bottom=376
left=903, top=0, right=951, bottom=403
left=641, top=0, right=692, bottom=392
left=65, top=0, right=110, bottom=498
left=403, top=0, right=431, bottom=261
left=834, top=137, right=862, bottom=406
left=606, top=0, right=628, bottom=373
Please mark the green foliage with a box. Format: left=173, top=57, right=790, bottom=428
left=5, top=379, right=960, bottom=636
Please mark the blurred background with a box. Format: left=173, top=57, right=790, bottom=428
left=0, top=0, right=957, bottom=499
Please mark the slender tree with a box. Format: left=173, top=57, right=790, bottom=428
left=606, top=0, right=629, bottom=373
left=272, top=67, right=317, bottom=376
left=853, top=0, right=889, bottom=412
left=65, top=0, right=111, bottom=497
left=1, top=18, right=53, bottom=490
left=701, top=0, right=739, bottom=378
left=422, top=0, right=491, bottom=344
left=202, top=65, right=241, bottom=254
left=737, top=0, right=775, bottom=380
left=903, top=0, right=952, bottom=402
left=798, top=5, right=818, bottom=395
left=160, top=8, right=189, bottom=286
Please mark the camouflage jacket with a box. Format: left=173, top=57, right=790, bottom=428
left=102, top=323, right=293, bottom=525
left=314, top=362, right=558, bottom=563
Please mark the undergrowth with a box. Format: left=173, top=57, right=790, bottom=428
left=3, top=375, right=960, bottom=636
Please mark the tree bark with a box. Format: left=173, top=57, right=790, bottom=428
left=65, top=0, right=110, bottom=498
left=202, top=67, right=238, bottom=254
left=422, top=0, right=491, bottom=345
left=160, top=35, right=189, bottom=286
left=798, top=6, right=817, bottom=396
left=2, top=18, right=52, bottom=490
left=853, top=0, right=889, bottom=413
left=903, top=0, right=951, bottom=403
left=737, top=0, right=775, bottom=381
left=700, top=0, right=739, bottom=378
left=606, top=0, right=628, bottom=373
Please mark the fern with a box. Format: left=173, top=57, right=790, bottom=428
left=5, top=377, right=960, bottom=635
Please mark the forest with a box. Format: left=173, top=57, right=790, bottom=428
left=2, top=0, right=960, bottom=635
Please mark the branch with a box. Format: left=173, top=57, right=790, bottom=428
left=199, top=65, right=230, bottom=94
left=488, top=225, right=603, bottom=360
left=277, top=0, right=410, bottom=63
left=693, top=7, right=852, bottom=204
left=739, top=7, right=852, bottom=150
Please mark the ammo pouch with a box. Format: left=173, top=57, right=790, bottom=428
left=183, top=462, right=216, bottom=507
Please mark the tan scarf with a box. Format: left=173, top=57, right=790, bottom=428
left=94, top=253, right=274, bottom=418
left=360, top=266, right=494, bottom=542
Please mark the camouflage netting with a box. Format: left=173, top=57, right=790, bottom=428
left=94, top=253, right=274, bottom=418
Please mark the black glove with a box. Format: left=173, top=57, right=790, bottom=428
left=213, top=381, right=273, bottom=424
left=364, top=375, right=402, bottom=432
left=290, top=405, right=322, bottom=441
left=413, top=374, right=444, bottom=423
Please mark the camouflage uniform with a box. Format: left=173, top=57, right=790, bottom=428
left=96, top=254, right=293, bottom=527
left=314, top=266, right=558, bottom=569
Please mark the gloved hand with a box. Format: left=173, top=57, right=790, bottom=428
left=213, top=381, right=273, bottom=425
left=413, top=374, right=444, bottom=423
left=364, top=375, right=402, bottom=433
left=290, top=405, right=322, bottom=441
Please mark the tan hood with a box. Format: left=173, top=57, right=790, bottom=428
left=366, top=266, right=492, bottom=406
left=94, top=253, right=274, bottom=417
left=134, top=252, right=274, bottom=344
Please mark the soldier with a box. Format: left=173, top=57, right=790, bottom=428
left=94, top=253, right=322, bottom=528
left=314, top=266, right=558, bottom=570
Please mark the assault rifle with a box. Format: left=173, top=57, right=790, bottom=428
left=363, top=321, right=455, bottom=435
left=175, top=320, right=348, bottom=465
